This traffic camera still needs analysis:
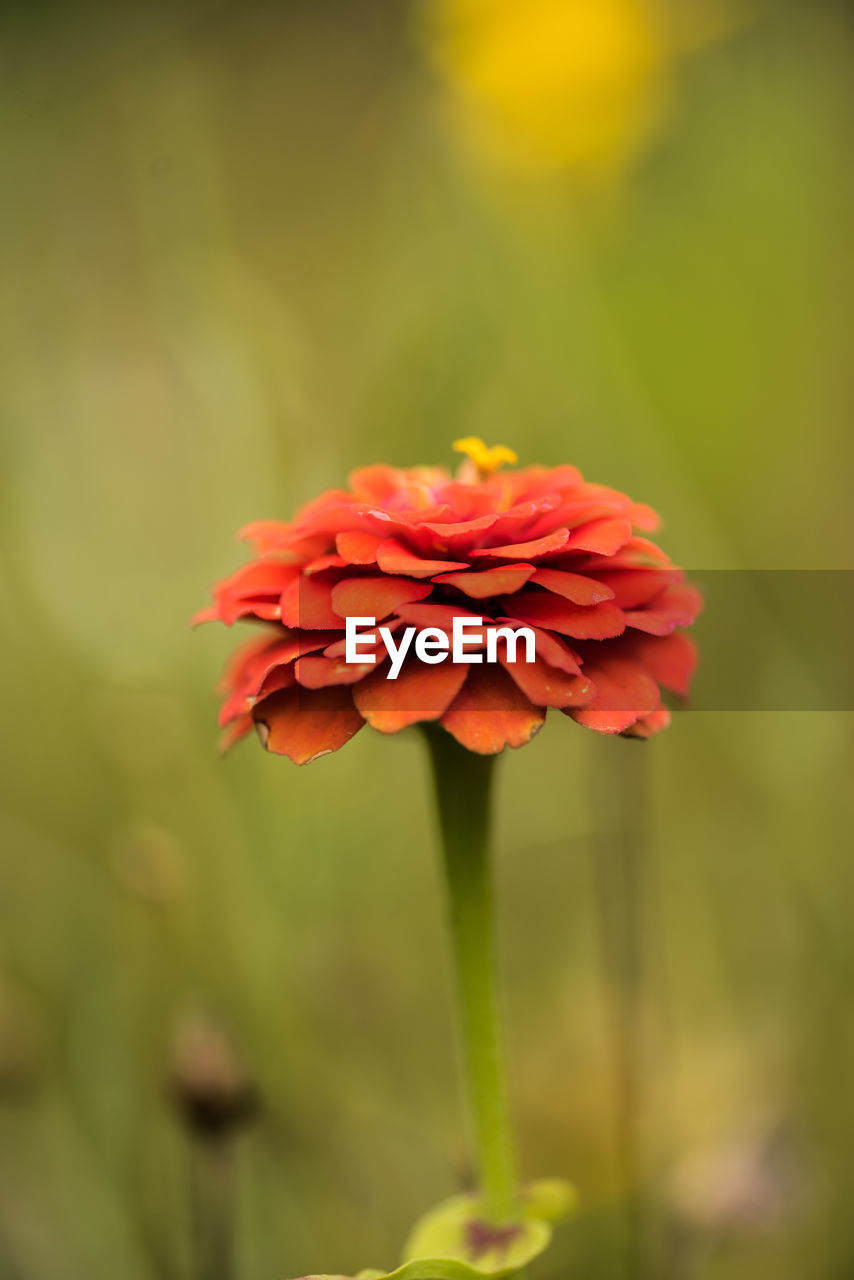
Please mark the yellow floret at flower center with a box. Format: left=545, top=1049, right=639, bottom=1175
left=453, top=436, right=519, bottom=478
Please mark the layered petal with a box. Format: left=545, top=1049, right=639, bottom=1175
left=563, top=517, right=633, bottom=556
left=197, top=560, right=299, bottom=626
left=198, top=444, right=699, bottom=761
left=501, top=593, right=626, bottom=639
left=432, top=563, right=535, bottom=597
left=470, top=528, right=569, bottom=560
left=500, top=651, right=594, bottom=709
left=531, top=568, right=614, bottom=606
left=280, top=577, right=343, bottom=629
left=440, top=667, right=546, bottom=754
left=621, top=629, right=698, bottom=697
left=567, top=656, right=660, bottom=735
left=623, top=707, right=672, bottom=738
left=330, top=576, right=433, bottom=620
left=252, top=686, right=365, bottom=763
left=376, top=537, right=468, bottom=578
left=354, top=659, right=468, bottom=733
left=335, top=531, right=383, bottom=565
left=623, top=584, right=703, bottom=636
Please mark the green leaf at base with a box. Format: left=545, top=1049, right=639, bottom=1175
left=402, top=1178, right=576, bottom=1275
left=290, top=1177, right=577, bottom=1280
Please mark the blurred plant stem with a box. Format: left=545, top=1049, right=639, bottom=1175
left=190, top=1140, right=235, bottom=1280
left=590, top=743, right=650, bottom=1280
left=168, top=1011, right=258, bottom=1280
left=423, top=725, right=518, bottom=1226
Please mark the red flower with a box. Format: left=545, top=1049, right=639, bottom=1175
left=195, top=441, right=700, bottom=763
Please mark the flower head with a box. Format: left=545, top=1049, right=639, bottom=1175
left=195, top=441, right=700, bottom=763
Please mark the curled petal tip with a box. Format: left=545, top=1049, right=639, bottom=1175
left=190, top=605, right=218, bottom=628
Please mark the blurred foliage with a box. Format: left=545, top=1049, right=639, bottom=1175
left=423, top=0, right=742, bottom=180
left=0, top=1, right=853, bottom=1277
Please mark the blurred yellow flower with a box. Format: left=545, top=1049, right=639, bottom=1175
left=424, top=0, right=738, bottom=180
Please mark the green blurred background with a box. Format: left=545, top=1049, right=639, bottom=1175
left=1, top=1, right=853, bottom=1277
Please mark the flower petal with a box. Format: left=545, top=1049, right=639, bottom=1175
left=353, top=659, right=468, bottom=733
left=335, top=531, right=383, bottom=565
left=564, top=518, right=632, bottom=556
left=281, top=577, right=342, bottom=629
left=376, top=537, right=468, bottom=578
left=237, top=520, right=334, bottom=559
left=304, top=553, right=346, bottom=575
left=416, top=514, right=501, bottom=553
left=217, top=632, right=326, bottom=723
left=622, top=630, right=698, bottom=697
left=626, top=502, right=661, bottom=532
left=593, top=568, right=679, bottom=609
left=191, top=605, right=220, bottom=626
left=521, top=500, right=624, bottom=541
left=567, top=656, right=660, bottom=734
left=322, top=619, right=403, bottom=661
left=623, top=708, right=671, bottom=738
left=395, top=601, right=483, bottom=633
left=624, top=585, right=703, bottom=635
left=348, top=464, right=408, bottom=504
left=500, top=623, right=582, bottom=675
left=294, top=654, right=375, bottom=687
left=256, top=664, right=300, bottom=701
left=470, top=528, right=570, bottom=560
left=499, top=651, right=594, bottom=709
left=432, top=564, right=535, bottom=597
left=519, top=464, right=584, bottom=495
left=218, top=716, right=253, bottom=752
left=219, top=662, right=296, bottom=726
left=252, top=686, right=364, bottom=763
left=531, top=568, right=614, bottom=605
left=440, top=667, right=545, bottom=753
left=295, top=502, right=415, bottom=542
left=205, top=561, right=299, bottom=625
left=502, top=593, right=626, bottom=639
left=579, top=535, right=672, bottom=570
left=330, top=576, right=433, bottom=619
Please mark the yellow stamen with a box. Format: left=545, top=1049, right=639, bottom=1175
left=453, top=437, right=519, bottom=479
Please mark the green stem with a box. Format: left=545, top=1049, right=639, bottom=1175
left=423, top=725, right=518, bottom=1225
left=590, top=741, right=648, bottom=1279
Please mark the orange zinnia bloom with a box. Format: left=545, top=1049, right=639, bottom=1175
left=195, top=441, right=700, bottom=763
